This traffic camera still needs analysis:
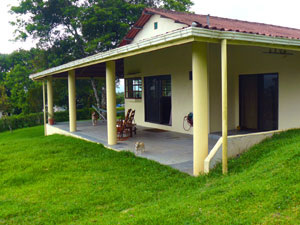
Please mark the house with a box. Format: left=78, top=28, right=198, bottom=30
left=30, top=8, right=300, bottom=176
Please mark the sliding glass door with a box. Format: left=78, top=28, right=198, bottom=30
left=144, top=75, right=172, bottom=125
left=239, top=73, right=278, bottom=131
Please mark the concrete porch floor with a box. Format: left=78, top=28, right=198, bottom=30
left=51, top=121, right=221, bottom=175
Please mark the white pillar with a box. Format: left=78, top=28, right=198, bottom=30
left=221, top=39, right=228, bottom=174
left=47, top=76, right=54, bottom=123
left=68, top=70, right=77, bottom=132
left=42, top=80, right=47, bottom=136
left=192, top=42, right=209, bottom=176
left=106, top=61, right=117, bottom=145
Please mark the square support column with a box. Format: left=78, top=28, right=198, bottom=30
left=68, top=70, right=77, bottom=132
left=47, top=76, right=54, bottom=123
left=192, top=42, right=209, bottom=176
left=42, top=80, right=47, bottom=136
left=106, top=61, right=117, bottom=145
left=221, top=39, right=228, bottom=174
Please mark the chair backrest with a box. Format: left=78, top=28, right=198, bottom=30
left=125, top=109, right=132, bottom=122
left=129, top=110, right=135, bottom=123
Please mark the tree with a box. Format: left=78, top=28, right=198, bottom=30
left=0, top=49, right=46, bottom=114
left=0, top=85, right=13, bottom=132
left=26, top=85, right=43, bottom=113
left=5, top=64, right=33, bottom=114
left=10, top=0, right=193, bottom=55
left=116, top=92, right=124, bottom=105
left=0, top=85, right=11, bottom=113
left=9, top=0, right=193, bottom=112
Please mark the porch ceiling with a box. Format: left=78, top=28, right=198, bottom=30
left=51, top=59, right=124, bottom=79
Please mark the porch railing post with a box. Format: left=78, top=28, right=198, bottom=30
left=221, top=39, right=228, bottom=174
left=106, top=61, right=117, bottom=145
left=68, top=70, right=77, bottom=132
left=192, top=42, right=209, bottom=176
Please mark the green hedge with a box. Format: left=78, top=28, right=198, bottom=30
left=0, top=108, right=94, bottom=133
left=0, top=107, right=126, bottom=133
left=54, top=108, right=94, bottom=122
left=0, top=113, right=44, bottom=133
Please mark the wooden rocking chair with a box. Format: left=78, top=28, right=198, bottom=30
left=116, top=109, right=137, bottom=139
left=116, top=108, right=132, bottom=140
left=117, top=120, right=130, bottom=140
left=125, top=109, right=137, bottom=137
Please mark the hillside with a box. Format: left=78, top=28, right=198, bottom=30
left=0, top=126, right=299, bottom=224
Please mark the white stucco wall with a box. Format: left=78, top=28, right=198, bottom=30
left=132, top=14, right=188, bottom=43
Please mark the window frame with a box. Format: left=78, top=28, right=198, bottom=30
left=125, top=77, right=142, bottom=99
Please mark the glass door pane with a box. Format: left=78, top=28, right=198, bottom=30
left=258, top=74, right=278, bottom=131
left=239, top=75, right=258, bottom=130
left=144, top=75, right=171, bottom=125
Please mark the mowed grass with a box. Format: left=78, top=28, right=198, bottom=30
left=0, top=127, right=299, bottom=224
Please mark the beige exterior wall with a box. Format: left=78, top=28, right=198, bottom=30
left=124, top=44, right=193, bottom=134
left=132, top=14, right=187, bottom=43
left=209, top=44, right=300, bottom=132
left=124, top=42, right=300, bottom=134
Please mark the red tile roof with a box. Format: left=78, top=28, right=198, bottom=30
left=119, top=8, right=300, bottom=46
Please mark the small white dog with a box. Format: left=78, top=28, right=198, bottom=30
left=135, top=142, right=145, bottom=155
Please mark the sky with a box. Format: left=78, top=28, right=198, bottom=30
left=2, top=0, right=300, bottom=54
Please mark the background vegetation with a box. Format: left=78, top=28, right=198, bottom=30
left=0, top=0, right=193, bottom=119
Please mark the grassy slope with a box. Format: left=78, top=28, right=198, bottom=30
left=0, top=127, right=299, bottom=224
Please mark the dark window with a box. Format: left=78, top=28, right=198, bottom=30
left=161, top=79, right=171, bottom=96
left=154, top=22, right=158, bottom=30
left=125, top=78, right=142, bottom=99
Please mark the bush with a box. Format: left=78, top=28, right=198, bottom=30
left=0, top=113, right=44, bottom=132
left=0, top=107, right=126, bottom=133
left=54, top=108, right=94, bottom=122
left=0, top=108, right=95, bottom=133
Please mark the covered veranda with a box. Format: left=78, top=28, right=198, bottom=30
left=30, top=26, right=300, bottom=176
left=47, top=120, right=220, bottom=175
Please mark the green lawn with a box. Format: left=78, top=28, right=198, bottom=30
left=0, top=127, right=299, bottom=224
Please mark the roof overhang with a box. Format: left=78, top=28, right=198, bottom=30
left=30, top=26, right=300, bottom=81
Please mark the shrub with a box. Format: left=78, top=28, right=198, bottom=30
left=0, top=113, right=44, bottom=132
left=0, top=108, right=94, bottom=133
left=0, top=107, right=125, bottom=133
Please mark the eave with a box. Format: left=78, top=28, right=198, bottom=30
left=30, top=27, right=300, bottom=81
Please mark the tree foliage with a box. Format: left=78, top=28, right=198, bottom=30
left=10, top=0, right=193, bottom=57
left=3, top=0, right=193, bottom=115
left=0, top=85, right=11, bottom=113
left=0, top=49, right=44, bottom=114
